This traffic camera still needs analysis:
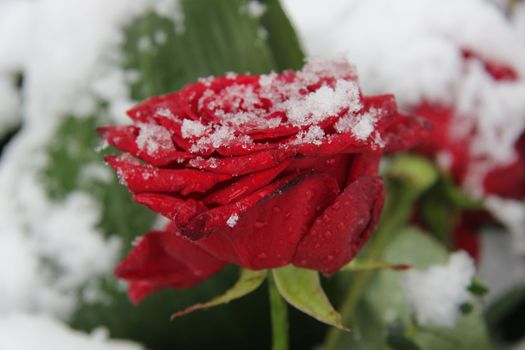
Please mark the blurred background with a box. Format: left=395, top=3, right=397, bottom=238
left=0, top=0, right=524, bottom=349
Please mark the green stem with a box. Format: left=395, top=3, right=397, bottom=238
left=268, top=273, right=289, bottom=350
left=323, top=183, right=422, bottom=350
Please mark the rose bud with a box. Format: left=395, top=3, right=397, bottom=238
left=99, top=59, right=429, bottom=303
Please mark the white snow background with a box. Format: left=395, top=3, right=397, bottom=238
left=0, top=0, right=183, bottom=348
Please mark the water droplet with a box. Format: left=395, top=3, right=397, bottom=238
left=254, top=220, right=268, bottom=228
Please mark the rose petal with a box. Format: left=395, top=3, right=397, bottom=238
left=292, top=131, right=378, bottom=157
left=382, top=113, right=433, bottom=153
left=133, top=193, right=207, bottom=226
left=187, top=149, right=293, bottom=175
left=293, top=176, right=384, bottom=274
left=105, top=155, right=230, bottom=195
left=346, top=153, right=381, bottom=184
left=97, top=126, right=194, bottom=166
left=194, top=173, right=340, bottom=270
left=204, top=160, right=291, bottom=205
left=179, top=174, right=298, bottom=240
left=116, top=230, right=226, bottom=303
left=290, top=154, right=352, bottom=190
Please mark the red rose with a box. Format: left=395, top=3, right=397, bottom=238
left=412, top=50, right=525, bottom=260
left=100, top=59, right=428, bottom=303
left=415, top=50, right=525, bottom=199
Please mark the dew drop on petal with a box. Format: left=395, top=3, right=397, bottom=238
left=254, top=220, right=268, bottom=228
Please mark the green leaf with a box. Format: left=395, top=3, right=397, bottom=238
left=468, top=278, right=489, bottom=297
left=442, top=176, right=483, bottom=210
left=257, top=0, right=304, bottom=71
left=460, top=302, right=474, bottom=315
left=124, top=0, right=279, bottom=99
left=341, top=258, right=411, bottom=272
left=387, top=334, right=422, bottom=350
left=272, top=265, right=349, bottom=331
left=418, top=174, right=483, bottom=248
left=411, top=312, right=492, bottom=350
left=368, top=228, right=492, bottom=350
left=388, top=154, right=438, bottom=192
left=485, top=284, right=525, bottom=344
left=419, top=187, right=456, bottom=249
left=171, top=268, right=267, bottom=318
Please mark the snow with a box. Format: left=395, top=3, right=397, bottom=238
left=334, top=110, right=377, bottom=140
left=184, top=58, right=382, bottom=153
left=136, top=123, right=174, bottom=155
left=485, top=196, right=525, bottom=254
left=0, top=0, right=31, bottom=137
left=0, top=188, right=121, bottom=318
left=292, top=126, right=325, bottom=146
left=280, top=79, right=361, bottom=126
left=181, top=119, right=207, bottom=138
left=0, top=0, right=181, bottom=348
left=226, top=213, right=239, bottom=228
left=244, top=1, right=266, bottom=18
left=79, top=162, right=114, bottom=184
left=402, top=251, right=476, bottom=327
left=515, top=2, right=525, bottom=42
left=0, top=314, right=144, bottom=350
left=0, top=0, right=172, bottom=317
